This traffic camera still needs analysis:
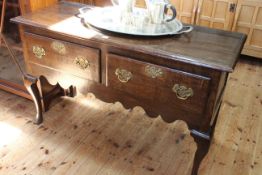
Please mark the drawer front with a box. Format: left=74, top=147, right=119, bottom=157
left=107, top=53, right=211, bottom=115
left=28, top=62, right=90, bottom=90
left=24, top=32, right=100, bottom=82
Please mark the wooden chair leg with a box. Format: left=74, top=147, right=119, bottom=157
left=23, top=74, right=43, bottom=124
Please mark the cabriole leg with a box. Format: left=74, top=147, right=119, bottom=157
left=23, top=74, right=43, bottom=124
left=190, top=130, right=211, bottom=175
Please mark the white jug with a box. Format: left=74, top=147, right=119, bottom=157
left=147, top=0, right=177, bottom=24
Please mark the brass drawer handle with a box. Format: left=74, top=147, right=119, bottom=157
left=115, top=68, right=132, bottom=83
left=32, top=46, right=45, bottom=59
left=145, top=65, right=163, bottom=78
left=172, top=84, right=194, bottom=100
left=74, top=56, right=90, bottom=70
left=51, top=41, right=66, bottom=55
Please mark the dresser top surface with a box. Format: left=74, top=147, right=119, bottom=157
left=12, top=1, right=246, bottom=72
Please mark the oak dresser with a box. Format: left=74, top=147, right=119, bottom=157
left=12, top=1, right=246, bottom=175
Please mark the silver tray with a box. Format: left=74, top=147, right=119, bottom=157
left=79, top=6, right=193, bottom=36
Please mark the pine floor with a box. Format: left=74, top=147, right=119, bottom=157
left=0, top=58, right=261, bottom=175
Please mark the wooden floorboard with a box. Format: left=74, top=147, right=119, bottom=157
left=0, top=57, right=261, bottom=175
left=199, top=58, right=262, bottom=175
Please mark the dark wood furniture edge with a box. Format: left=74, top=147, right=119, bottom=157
left=190, top=92, right=224, bottom=175
left=188, top=71, right=227, bottom=174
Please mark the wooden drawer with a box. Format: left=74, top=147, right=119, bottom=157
left=107, top=53, right=211, bottom=115
left=24, top=32, right=100, bottom=82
